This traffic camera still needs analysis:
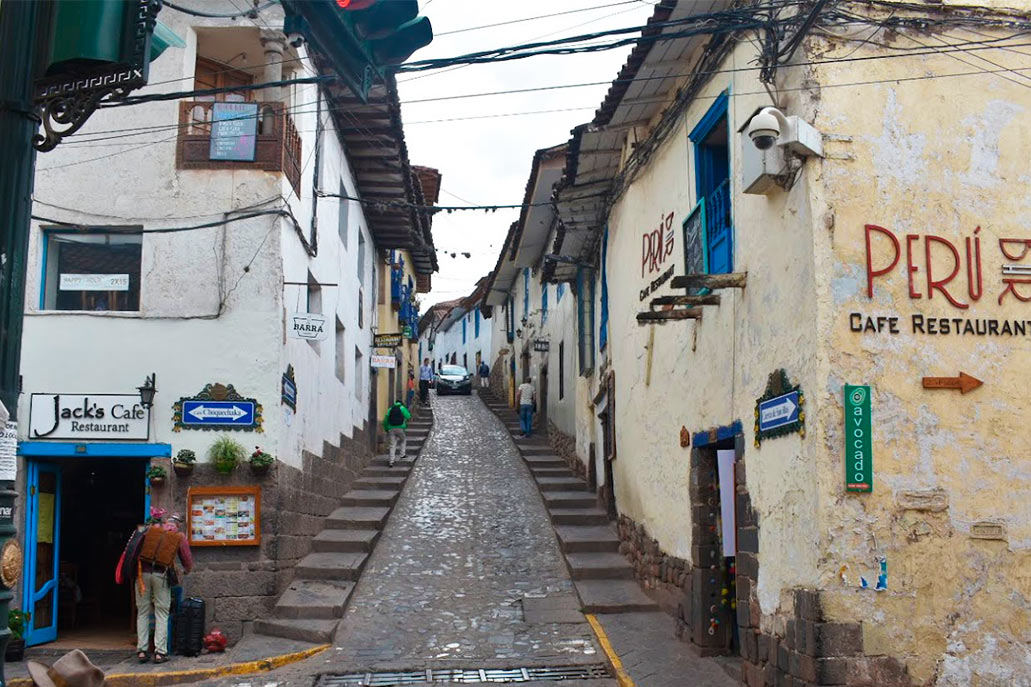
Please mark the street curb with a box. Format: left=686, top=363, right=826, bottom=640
left=585, top=614, right=635, bottom=687
left=9, top=643, right=330, bottom=687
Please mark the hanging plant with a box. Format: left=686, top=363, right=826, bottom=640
left=249, top=447, right=275, bottom=476
left=209, top=435, right=245, bottom=475
left=173, top=449, right=196, bottom=476
left=147, top=465, right=167, bottom=487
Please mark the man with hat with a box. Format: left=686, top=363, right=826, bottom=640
left=27, top=649, right=105, bottom=687
left=118, top=509, right=193, bottom=663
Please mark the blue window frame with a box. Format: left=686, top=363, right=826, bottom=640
left=599, top=225, right=609, bottom=352
left=523, top=268, right=530, bottom=321
left=506, top=296, right=515, bottom=343
left=474, top=309, right=480, bottom=338
left=557, top=282, right=565, bottom=302
left=689, top=91, right=732, bottom=275
left=541, top=284, right=548, bottom=325
left=462, top=318, right=467, bottom=344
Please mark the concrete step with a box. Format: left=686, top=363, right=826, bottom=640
left=549, top=507, right=610, bottom=526
left=274, top=580, right=355, bottom=619
left=543, top=491, right=598, bottom=509
left=295, top=552, right=368, bottom=581
left=370, top=456, right=415, bottom=468
left=536, top=477, right=589, bottom=492
left=519, top=444, right=558, bottom=455
left=531, top=467, right=574, bottom=478
left=524, top=455, right=566, bottom=468
left=364, top=466, right=411, bottom=478
left=565, top=552, right=634, bottom=580
left=325, top=506, right=391, bottom=530
left=574, top=579, right=659, bottom=613
left=312, top=528, right=380, bottom=553
left=254, top=618, right=339, bottom=644
left=554, top=525, right=620, bottom=553
left=354, top=475, right=407, bottom=490
left=339, top=489, right=399, bottom=508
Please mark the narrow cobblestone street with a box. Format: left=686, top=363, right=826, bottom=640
left=331, top=394, right=601, bottom=668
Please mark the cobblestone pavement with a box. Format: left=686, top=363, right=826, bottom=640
left=331, top=394, right=601, bottom=669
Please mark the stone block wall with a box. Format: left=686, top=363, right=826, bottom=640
left=154, top=423, right=373, bottom=642
left=616, top=516, right=690, bottom=616
left=546, top=420, right=586, bottom=480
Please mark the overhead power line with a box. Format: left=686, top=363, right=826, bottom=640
left=162, top=0, right=279, bottom=18
left=434, top=1, right=642, bottom=37
left=315, top=189, right=608, bottom=214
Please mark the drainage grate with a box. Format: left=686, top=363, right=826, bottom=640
left=317, top=664, right=612, bottom=685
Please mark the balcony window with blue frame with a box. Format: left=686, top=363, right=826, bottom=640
left=390, top=251, right=404, bottom=305
left=541, top=284, right=548, bottom=325
left=599, top=225, right=609, bottom=352
left=689, top=91, right=732, bottom=275
left=557, top=282, right=565, bottom=302
left=462, top=318, right=467, bottom=344
left=474, top=309, right=480, bottom=338
left=523, top=268, right=530, bottom=321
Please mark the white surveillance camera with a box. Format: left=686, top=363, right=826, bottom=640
left=287, top=32, right=304, bottom=48
left=747, top=107, right=790, bottom=151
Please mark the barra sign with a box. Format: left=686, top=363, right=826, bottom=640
left=844, top=385, right=872, bottom=492
left=29, top=394, right=150, bottom=440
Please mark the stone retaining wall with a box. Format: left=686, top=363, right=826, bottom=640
left=545, top=420, right=586, bottom=480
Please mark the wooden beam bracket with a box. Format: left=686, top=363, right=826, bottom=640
left=669, top=272, right=748, bottom=290
left=636, top=308, right=703, bottom=324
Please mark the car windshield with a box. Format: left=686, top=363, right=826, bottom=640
left=441, top=366, right=468, bottom=376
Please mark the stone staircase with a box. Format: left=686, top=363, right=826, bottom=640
left=254, top=410, right=434, bottom=643
left=480, top=395, right=657, bottom=615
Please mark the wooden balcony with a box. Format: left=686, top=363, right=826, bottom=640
left=175, top=101, right=302, bottom=196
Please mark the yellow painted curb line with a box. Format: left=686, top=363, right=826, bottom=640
left=9, top=643, right=329, bottom=687
left=586, top=613, right=635, bottom=687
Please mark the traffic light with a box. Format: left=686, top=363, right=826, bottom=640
left=283, top=0, right=433, bottom=101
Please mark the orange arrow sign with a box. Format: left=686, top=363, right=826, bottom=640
left=922, top=372, right=983, bottom=394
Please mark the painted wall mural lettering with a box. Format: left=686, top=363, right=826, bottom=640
left=641, top=211, right=675, bottom=277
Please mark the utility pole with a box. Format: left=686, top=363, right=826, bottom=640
left=0, top=2, right=43, bottom=681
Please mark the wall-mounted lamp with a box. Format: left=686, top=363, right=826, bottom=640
left=137, top=373, right=157, bottom=409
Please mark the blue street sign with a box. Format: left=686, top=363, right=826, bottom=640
left=757, top=390, right=800, bottom=433
left=180, top=400, right=256, bottom=427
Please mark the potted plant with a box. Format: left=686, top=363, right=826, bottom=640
left=249, top=447, right=275, bottom=476
left=147, top=465, right=167, bottom=487
left=209, top=435, right=245, bottom=475
left=172, top=449, right=196, bottom=477
left=7, top=609, right=28, bottom=661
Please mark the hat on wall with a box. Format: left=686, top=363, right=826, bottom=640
left=26, top=649, right=106, bottom=687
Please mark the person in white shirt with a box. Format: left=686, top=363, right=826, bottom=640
left=419, top=358, right=434, bottom=404
left=517, top=379, right=535, bottom=437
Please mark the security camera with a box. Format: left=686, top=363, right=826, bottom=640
left=747, top=107, right=790, bottom=151
left=287, top=32, right=304, bottom=49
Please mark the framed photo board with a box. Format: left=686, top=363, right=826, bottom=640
left=681, top=200, right=708, bottom=295
left=187, top=486, right=261, bottom=547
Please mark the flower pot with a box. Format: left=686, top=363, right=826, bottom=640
left=6, top=638, right=25, bottom=662
left=149, top=476, right=166, bottom=488
left=249, top=463, right=271, bottom=477
left=172, top=463, right=194, bottom=477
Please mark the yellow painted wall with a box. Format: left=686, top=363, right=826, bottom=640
left=374, top=249, right=419, bottom=438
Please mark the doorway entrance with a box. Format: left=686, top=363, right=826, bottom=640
left=539, top=365, right=549, bottom=434
left=24, top=456, right=147, bottom=647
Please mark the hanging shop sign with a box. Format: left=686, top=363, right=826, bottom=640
left=28, top=394, right=150, bottom=441
left=533, top=339, right=550, bottom=352
left=844, top=384, right=872, bottom=493
left=403, top=325, right=414, bottom=339
left=188, top=486, right=261, bottom=547
left=754, top=370, right=804, bottom=446
left=281, top=365, right=297, bottom=411
left=371, top=355, right=397, bottom=369
left=289, top=312, right=329, bottom=341
left=209, top=102, right=259, bottom=162
left=173, top=383, right=263, bottom=432
left=374, top=333, right=403, bottom=348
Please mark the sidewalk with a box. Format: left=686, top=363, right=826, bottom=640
left=591, top=612, right=739, bottom=687
left=6, top=634, right=325, bottom=687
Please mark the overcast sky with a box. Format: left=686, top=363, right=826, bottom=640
left=398, top=0, right=658, bottom=307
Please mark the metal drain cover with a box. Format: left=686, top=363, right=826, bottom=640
left=317, top=664, right=612, bottom=685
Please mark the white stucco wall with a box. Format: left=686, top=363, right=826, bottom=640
left=19, top=3, right=372, bottom=470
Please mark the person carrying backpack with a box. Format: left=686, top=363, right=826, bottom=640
left=383, top=400, right=411, bottom=467
left=478, top=361, right=490, bottom=389
left=116, top=510, right=192, bottom=664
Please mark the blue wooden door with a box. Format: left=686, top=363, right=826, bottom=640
left=706, top=179, right=733, bottom=274
left=24, top=461, right=61, bottom=646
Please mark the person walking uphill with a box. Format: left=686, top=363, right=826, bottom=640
left=517, top=378, right=536, bottom=437
left=383, top=400, right=411, bottom=467
left=419, top=358, right=434, bottom=404
left=478, top=360, right=490, bottom=389
left=116, top=510, right=192, bottom=664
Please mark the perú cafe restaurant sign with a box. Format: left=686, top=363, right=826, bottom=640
left=852, top=224, right=1031, bottom=336
left=29, top=394, right=150, bottom=441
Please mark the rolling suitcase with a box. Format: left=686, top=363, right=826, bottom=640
left=173, top=597, right=205, bottom=656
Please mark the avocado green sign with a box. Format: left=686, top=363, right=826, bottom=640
left=845, top=385, right=872, bottom=492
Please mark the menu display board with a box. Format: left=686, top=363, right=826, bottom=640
left=187, top=486, right=261, bottom=546
left=681, top=201, right=708, bottom=295
left=209, top=102, right=259, bottom=161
